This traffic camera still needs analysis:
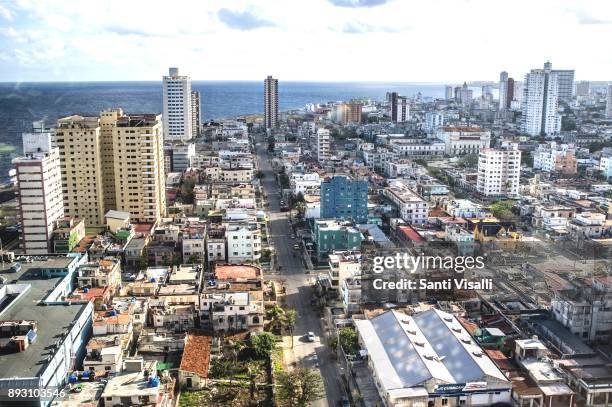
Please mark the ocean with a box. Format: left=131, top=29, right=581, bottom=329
left=0, top=80, right=455, bottom=182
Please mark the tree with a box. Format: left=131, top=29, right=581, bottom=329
left=266, top=304, right=286, bottom=333
left=491, top=200, right=515, bottom=220
left=338, top=327, right=359, bottom=355
left=277, top=368, right=325, bottom=407
left=285, top=309, right=297, bottom=348
left=457, top=154, right=478, bottom=168
left=255, top=170, right=265, bottom=179
left=249, top=332, right=276, bottom=358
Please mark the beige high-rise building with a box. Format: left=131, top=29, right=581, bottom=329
left=112, top=113, right=166, bottom=223
left=56, top=115, right=106, bottom=226
left=56, top=109, right=166, bottom=226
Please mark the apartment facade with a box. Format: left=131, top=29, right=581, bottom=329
left=225, top=221, right=261, bottom=263
left=13, top=128, right=64, bottom=254
left=162, top=67, right=193, bottom=141
left=317, top=128, right=331, bottom=163
left=320, top=175, right=368, bottom=223
left=477, top=145, right=521, bottom=197
left=112, top=113, right=166, bottom=223
left=56, top=115, right=106, bottom=226
left=191, top=90, right=201, bottom=138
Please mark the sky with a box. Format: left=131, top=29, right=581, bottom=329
left=0, top=0, right=611, bottom=83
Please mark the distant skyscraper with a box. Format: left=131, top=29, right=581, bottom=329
left=333, top=102, right=362, bottom=125
left=506, top=78, right=515, bottom=106
left=607, top=84, right=612, bottom=119
left=389, top=92, right=409, bottom=122
left=264, top=76, right=279, bottom=130
left=445, top=85, right=454, bottom=100
left=191, top=90, right=201, bottom=138
left=457, top=82, right=473, bottom=105
left=498, top=71, right=509, bottom=111
left=553, top=69, right=575, bottom=101
left=575, top=81, right=590, bottom=97
left=521, top=63, right=561, bottom=137
left=320, top=175, right=368, bottom=223
left=13, top=122, right=64, bottom=254
left=162, top=67, right=193, bottom=141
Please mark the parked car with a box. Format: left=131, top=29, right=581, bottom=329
left=306, top=332, right=315, bottom=342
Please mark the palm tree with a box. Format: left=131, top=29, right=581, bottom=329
left=285, top=309, right=297, bottom=348
left=266, top=305, right=286, bottom=333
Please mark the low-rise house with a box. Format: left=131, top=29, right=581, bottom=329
left=179, top=331, right=212, bottom=389
left=100, top=358, right=174, bottom=407
left=52, top=217, right=86, bottom=253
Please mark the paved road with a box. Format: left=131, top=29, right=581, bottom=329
left=255, top=137, right=343, bottom=407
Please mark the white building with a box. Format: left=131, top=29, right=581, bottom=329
left=607, top=84, right=612, bottom=119
left=383, top=180, right=429, bottom=224
left=521, top=62, right=561, bottom=136
left=533, top=142, right=577, bottom=174
left=389, top=138, right=445, bottom=158
left=355, top=309, right=512, bottom=407
left=225, top=221, right=261, bottom=263
left=200, top=291, right=263, bottom=332
left=477, top=145, right=521, bottom=197
left=163, top=67, right=193, bottom=141
left=191, top=90, right=201, bottom=138
left=424, top=112, right=444, bottom=131
left=435, top=126, right=491, bottom=156
left=317, top=128, right=331, bottom=163
left=290, top=172, right=321, bottom=196
left=264, top=75, right=279, bottom=130
left=498, top=71, right=509, bottom=111
left=13, top=126, right=64, bottom=254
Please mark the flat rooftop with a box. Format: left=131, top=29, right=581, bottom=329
left=215, top=264, right=261, bottom=280
left=0, top=256, right=89, bottom=379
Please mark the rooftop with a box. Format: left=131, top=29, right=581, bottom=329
left=215, top=264, right=261, bottom=280
left=0, top=256, right=89, bottom=379
left=179, top=330, right=212, bottom=378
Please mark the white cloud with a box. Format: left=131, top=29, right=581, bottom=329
left=1, top=0, right=612, bottom=81
left=0, top=4, right=13, bottom=21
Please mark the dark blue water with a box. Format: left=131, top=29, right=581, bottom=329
left=0, top=80, right=449, bottom=181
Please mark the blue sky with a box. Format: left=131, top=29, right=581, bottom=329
left=1, top=0, right=611, bottom=82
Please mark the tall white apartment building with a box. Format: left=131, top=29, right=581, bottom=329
left=264, top=75, right=279, bottom=130
left=317, top=128, right=331, bottom=163
left=191, top=90, right=201, bottom=138
left=13, top=124, right=64, bottom=254
left=477, top=144, right=521, bottom=197
left=498, top=71, right=509, bottom=111
left=607, top=84, right=612, bottom=119
left=521, top=63, right=561, bottom=136
left=162, top=67, right=193, bottom=141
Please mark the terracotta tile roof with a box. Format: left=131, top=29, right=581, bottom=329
left=179, top=330, right=212, bottom=378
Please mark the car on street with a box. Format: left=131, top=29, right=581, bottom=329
left=338, top=397, right=351, bottom=407
left=291, top=234, right=296, bottom=239
left=306, top=332, right=315, bottom=342
left=293, top=244, right=301, bottom=250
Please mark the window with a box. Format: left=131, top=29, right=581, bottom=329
left=442, top=399, right=448, bottom=406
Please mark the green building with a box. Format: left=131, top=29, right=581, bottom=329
left=313, top=219, right=362, bottom=259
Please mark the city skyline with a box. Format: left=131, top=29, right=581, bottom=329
left=1, top=0, right=612, bottom=82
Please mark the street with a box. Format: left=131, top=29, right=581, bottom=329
left=255, top=137, right=344, bottom=407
